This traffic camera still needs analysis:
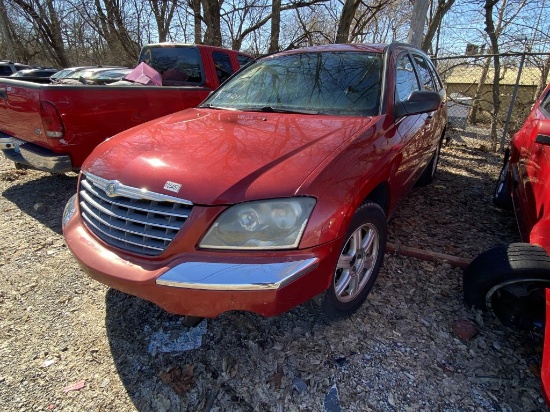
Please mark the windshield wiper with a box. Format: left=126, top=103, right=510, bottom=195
left=244, top=106, right=322, bottom=115
left=198, top=103, right=235, bottom=111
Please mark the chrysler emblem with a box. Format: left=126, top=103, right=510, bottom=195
left=105, top=182, right=119, bottom=197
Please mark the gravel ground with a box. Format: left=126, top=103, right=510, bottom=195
left=0, top=142, right=547, bottom=412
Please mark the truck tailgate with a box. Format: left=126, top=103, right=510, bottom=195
left=0, top=79, right=48, bottom=147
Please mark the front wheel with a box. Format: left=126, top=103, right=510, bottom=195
left=463, top=243, right=550, bottom=330
left=320, top=202, right=387, bottom=319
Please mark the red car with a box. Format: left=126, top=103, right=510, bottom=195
left=63, top=43, right=447, bottom=324
left=463, top=84, right=550, bottom=400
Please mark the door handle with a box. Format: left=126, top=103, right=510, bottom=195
left=0, top=88, right=7, bottom=99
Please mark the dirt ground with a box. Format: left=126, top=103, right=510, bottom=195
left=0, top=143, right=547, bottom=411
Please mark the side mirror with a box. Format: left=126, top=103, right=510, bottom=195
left=535, top=119, right=550, bottom=146
left=395, top=90, right=442, bottom=119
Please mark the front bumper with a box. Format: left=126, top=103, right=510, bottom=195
left=64, top=216, right=338, bottom=318
left=0, top=135, right=72, bottom=173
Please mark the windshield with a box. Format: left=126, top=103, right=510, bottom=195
left=203, top=51, right=382, bottom=116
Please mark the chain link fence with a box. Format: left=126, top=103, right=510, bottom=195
left=433, top=53, right=550, bottom=151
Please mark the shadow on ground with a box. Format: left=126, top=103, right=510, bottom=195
left=2, top=170, right=77, bottom=234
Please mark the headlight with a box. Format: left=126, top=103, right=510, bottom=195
left=62, top=193, right=77, bottom=229
left=200, top=197, right=316, bottom=250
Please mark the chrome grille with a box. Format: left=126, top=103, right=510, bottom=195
left=79, top=172, right=193, bottom=256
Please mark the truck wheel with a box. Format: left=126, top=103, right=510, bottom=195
left=493, top=154, right=513, bottom=210
left=463, top=243, right=550, bottom=330
left=320, top=202, right=387, bottom=319
left=417, top=133, right=444, bottom=187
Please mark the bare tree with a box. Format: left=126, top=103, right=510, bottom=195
left=0, top=0, right=15, bottom=60
left=224, top=0, right=328, bottom=51
left=201, top=0, right=223, bottom=46
left=421, top=0, right=456, bottom=52
left=484, top=0, right=501, bottom=151
left=190, top=0, right=202, bottom=43
left=9, top=0, right=70, bottom=67
left=149, top=0, right=178, bottom=43
left=408, top=0, right=429, bottom=48
left=86, top=0, right=140, bottom=65
left=269, top=0, right=281, bottom=52
left=336, top=0, right=360, bottom=43
left=347, top=0, right=398, bottom=43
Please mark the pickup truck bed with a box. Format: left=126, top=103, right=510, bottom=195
left=0, top=44, right=253, bottom=172
left=0, top=81, right=211, bottom=171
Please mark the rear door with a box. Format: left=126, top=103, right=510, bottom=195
left=409, top=52, right=446, bottom=165
left=393, top=51, right=429, bottom=193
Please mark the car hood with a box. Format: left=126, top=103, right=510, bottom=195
left=83, top=108, right=376, bottom=205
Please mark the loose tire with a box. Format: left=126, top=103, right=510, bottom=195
left=493, top=153, right=513, bottom=210
left=320, top=202, right=387, bottom=319
left=463, top=243, right=550, bottom=330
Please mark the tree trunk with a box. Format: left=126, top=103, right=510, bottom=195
left=468, top=54, right=492, bottom=125
left=11, top=0, right=70, bottom=67
left=0, top=0, right=15, bottom=61
left=335, top=0, right=360, bottom=44
left=191, top=0, right=202, bottom=44
left=408, top=0, right=429, bottom=48
left=268, top=0, right=281, bottom=53
left=201, top=0, right=222, bottom=46
left=93, top=0, right=140, bottom=66
left=421, top=0, right=456, bottom=53
left=150, top=0, right=178, bottom=43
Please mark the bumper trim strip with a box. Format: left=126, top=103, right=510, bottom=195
left=156, top=258, right=319, bottom=291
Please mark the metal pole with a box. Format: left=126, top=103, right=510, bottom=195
left=500, top=44, right=526, bottom=152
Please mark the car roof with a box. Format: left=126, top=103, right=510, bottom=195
left=273, top=43, right=388, bottom=56
left=265, top=43, right=427, bottom=59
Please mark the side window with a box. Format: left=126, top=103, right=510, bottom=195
left=395, top=54, right=420, bottom=102
left=542, top=91, right=550, bottom=117
left=237, top=54, right=255, bottom=69
left=413, top=54, right=436, bottom=91
left=212, top=51, right=234, bottom=84
left=0, top=65, right=13, bottom=76
left=426, top=59, right=444, bottom=91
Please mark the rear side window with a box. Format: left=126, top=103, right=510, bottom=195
left=426, top=59, right=443, bottom=91
left=212, top=51, right=233, bottom=84
left=139, top=46, right=203, bottom=85
left=412, top=54, right=436, bottom=91
left=395, top=54, right=420, bottom=102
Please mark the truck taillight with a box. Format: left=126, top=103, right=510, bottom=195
left=40, top=101, right=64, bottom=138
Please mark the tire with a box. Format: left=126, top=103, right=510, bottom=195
left=320, top=202, right=387, bottom=319
left=417, top=134, right=443, bottom=187
left=463, top=243, right=550, bottom=330
left=493, top=153, right=513, bottom=210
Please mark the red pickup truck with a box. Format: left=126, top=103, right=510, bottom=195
left=0, top=43, right=254, bottom=173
